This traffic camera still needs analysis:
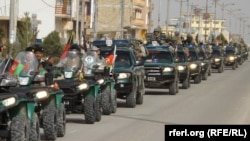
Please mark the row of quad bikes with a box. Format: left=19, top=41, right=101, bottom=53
left=0, top=50, right=116, bottom=141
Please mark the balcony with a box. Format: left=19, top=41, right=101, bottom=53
left=55, top=4, right=71, bottom=18
left=133, top=0, right=145, bottom=7
left=132, top=19, right=145, bottom=26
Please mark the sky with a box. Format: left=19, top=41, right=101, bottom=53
left=0, top=0, right=55, bottom=39
left=1, top=0, right=250, bottom=43
left=18, top=0, right=55, bottom=39
left=151, top=0, right=250, bottom=43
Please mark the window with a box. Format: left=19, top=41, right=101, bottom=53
left=135, top=9, right=142, bottom=19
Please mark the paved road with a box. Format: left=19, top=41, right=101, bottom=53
left=47, top=61, right=250, bottom=141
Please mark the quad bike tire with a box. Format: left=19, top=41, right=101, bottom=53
left=43, top=106, right=57, bottom=140
left=101, top=85, right=112, bottom=115
left=29, top=114, right=40, bottom=141
left=111, top=89, right=117, bottom=113
left=95, top=94, right=102, bottom=122
left=57, top=104, right=66, bottom=137
left=11, top=115, right=29, bottom=141
left=84, top=95, right=96, bottom=124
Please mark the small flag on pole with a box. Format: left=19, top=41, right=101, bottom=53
left=60, top=32, right=74, bottom=60
left=105, top=45, right=117, bottom=66
left=9, top=60, right=19, bottom=74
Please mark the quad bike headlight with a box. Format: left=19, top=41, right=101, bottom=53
left=2, top=97, right=16, bottom=107
left=64, top=71, right=73, bottom=78
left=117, top=73, right=131, bottom=79
left=190, top=64, right=197, bottom=69
left=18, top=77, right=29, bottom=85
left=201, top=62, right=205, bottom=66
left=97, top=79, right=105, bottom=85
left=229, top=56, right=235, bottom=61
left=78, top=83, right=89, bottom=90
left=35, top=91, right=48, bottom=99
left=214, top=58, right=220, bottom=62
left=177, top=66, right=186, bottom=71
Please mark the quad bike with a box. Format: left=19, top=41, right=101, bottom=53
left=0, top=57, right=40, bottom=141
left=55, top=50, right=103, bottom=124
left=83, top=51, right=117, bottom=115
left=6, top=51, right=66, bottom=140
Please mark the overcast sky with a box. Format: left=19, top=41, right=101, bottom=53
left=151, top=0, right=250, bottom=43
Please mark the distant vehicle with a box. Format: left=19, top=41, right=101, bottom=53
left=175, top=45, right=191, bottom=89
left=144, top=45, right=179, bottom=95
left=197, top=45, right=212, bottom=80
left=224, top=46, right=238, bottom=70
left=186, top=44, right=202, bottom=84
left=211, top=45, right=225, bottom=73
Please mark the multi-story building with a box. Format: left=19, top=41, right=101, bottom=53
left=167, top=13, right=226, bottom=43
left=55, top=0, right=153, bottom=43
left=94, top=0, right=152, bottom=40
left=55, top=0, right=91, bottom=43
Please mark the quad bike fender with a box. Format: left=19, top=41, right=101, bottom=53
left=85, top=84, right=99, bottom=97
left=9, top=101, right=36, bottom=121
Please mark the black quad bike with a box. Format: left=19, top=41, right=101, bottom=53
left=6, top=51, right=66, bottom=140
left=0, top=57, right=39, bottom=141
left=83, top=51, right=117, bottom=115
left=55, top=50, right=104, bottom=124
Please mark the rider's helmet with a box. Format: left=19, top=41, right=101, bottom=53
left=25, top=46, right=35, bottom=52
left=67, top=44, right=81, bottom=59
left=70, top=44, right=81, bottom=52
left=34, top=45, right=44, bottom=53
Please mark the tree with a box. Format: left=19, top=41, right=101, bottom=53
left=16, top=12, right=38, bottom=51
left=216, top=33, right=228, bottom=45
left=0, top=27, right=5, bottom=44
left=41, top=30, right=62, bottom=58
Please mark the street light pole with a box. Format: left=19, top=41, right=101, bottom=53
left=120, top=0, right=124, bottom=39
left=176, top=0, right=188, bottom=34
left=219, top=2, right=234, bottom=20
left=9, top=0, right=18, bottom=45
left=205, top=0, right=208, bottom=43
left=76, top=0, right=79, bottom=44
left=227, top=8, right=241, bottom=32
left=166, top=0, right=170, bottom=36
left=80, top=0, right=85, bottom=45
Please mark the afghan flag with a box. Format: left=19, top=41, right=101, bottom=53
left=105, top=45, right=117, bottom=67
left=60, top=32, right=74, bottom=60
left=9, top=60, right=19, bottom=74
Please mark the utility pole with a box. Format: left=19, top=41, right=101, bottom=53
left=76, top=0, right=79, bottom=44
left=166, top=0, right=170, bottom=36
left=186, top=0, right=190, bottom=34
left=93, top=0, right=98, bottom=40
left=120, top=0, right=124, bottom=39
left=157, top=0, right=161, bottom=27
left=205, top=0, right=208, bottom=43
left=80, top=0, right=85, bottom=45
left=176, top=0, right=188, bottom=34
left=9, top=0, right=18, bottom=45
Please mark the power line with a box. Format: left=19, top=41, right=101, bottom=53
left=41, top=0, right=54, bottom=8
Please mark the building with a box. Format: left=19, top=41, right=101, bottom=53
left=0, top=0, right=54, bottom=45
left=55, top=0, right=153, bottom=43
left=168, top=13, right=226, bottom=43
left=0, top=0, right=153, bottom=45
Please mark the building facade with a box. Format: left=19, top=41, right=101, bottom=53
left=55, top=0, right=153, bottom=43
left=168, top=13, right=226, bottom=43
